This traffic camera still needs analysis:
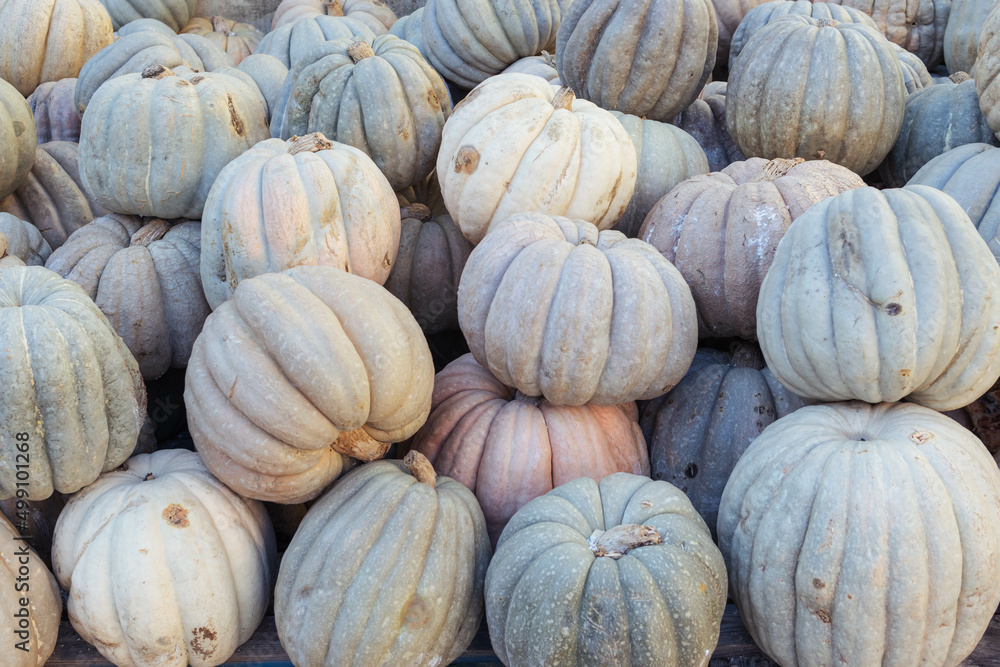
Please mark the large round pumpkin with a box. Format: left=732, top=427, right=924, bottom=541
left=181, top=16, right=264, bottom=65
left=727, top=14, right=906, bottom=176
left=556, top=0, right=718, bottom=122
left=458, top=212, right=697, bottom=406
left=271, top=35, right=451, bottom=191
left=255, top=14, right=376, bottom=68
left=271, top=0, right=396, bottom=32
left=275, top=452, right=490, bottom=666
left=79, top=65, right=268, bottom=221
left=718, top=401, right=1000, bottom=667
left=52, top=449, right=277, bottom=667
left=670, top=82, right=745, bottom=172
left=640, top=157, right=864, bottom=339
left=825, top=0, right=951, bottom=66
left=200, top=132, right=400, bottom=310
left=98, top=0, right=196, bottom=30
left=0, top=213, right=50, bottom=265
left=410, top=353, right=649, bottom=544
left=27, top=79, right=79, bottom=144
left=757, top=185, right=1000, bottom=410
left=184, top=266, right=434, bottom=503
left=974, top=4, right=1000, bottom=140
left=0, top=266, right=145, bottom=501
left=0, top=78, right=36, bottom=201
left=437, top=74, right=637, bottom=245
left=945, top=0, right=993, bottom=75
left=1, top=514, right=62, bottom=667
left=486, top=473, right=728, bottom=666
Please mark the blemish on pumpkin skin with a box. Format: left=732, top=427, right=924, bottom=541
left=454, top=146, right=479, bottom=174
left=814, top=609, right=832, bottom=624
left=162, top=503, right=189, bottom=528
left=190, top=626, right=217, bottom=658
left=227, top=95, right=245, bottom=136
left=812, top=578, right=825, bottom=589
left=404, top=597, right=430, bottom=630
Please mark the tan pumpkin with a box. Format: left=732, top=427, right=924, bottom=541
left=185, top=266, right=434, bottom=503
left=181, top=16, right=264, bottom=64
left=200, top=132, right=400, bottom=310
left=640, top=157, right=865, bottom=339
left=458, top=212, right=698, bottom=406
left=27, top=78, right=79, bottom=143
left=0, top=213, right=51, bottom=266
left=825, top=0, right=950, bottom=66
left=975, top=4, right=1000, bottom=139
left=271, top=0, right=396, bottom=32
left=0, top=78, right=36, bottom=201
left=410, top=353, right=649, bottom=545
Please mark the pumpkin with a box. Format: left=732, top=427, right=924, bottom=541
left=0, top=213, right=50, bottom=265
left=0, top=78, right=36, bottom=201
left=200, top=133, right=400, bottom=310
left=712, top=0, right=768, bottom=66
left=46, top=215, right=209, bottom=380
left=0, top=266, right=145, bottom=501
left=556, top=0, right=718, bottom=121
left=718, top=401, right=1000, bottom=667
left=275, top=452, right=490, bottom=666
left=639, top=157, right=865, bottom=339
left=236, top=54, right=288, bottom=121
left=501, top=51, right=560, bottom=84
left=27, top=79, right=79, bottom=144
left=437, top=75, right=637, bottom=245
left=421, top=0, right=563, bottom=89
left=409, top=353, right=649, bottom=544
left=98, top=0, right=196, bottom=31
left=728, top=0, right=877, bottom=69
left=0, top=141, right=106, bottom=250
left=945, top=0, right=994, bottom=75
left=79, top=65, right=269, bottom=221
left=757, top=185, right=1000, bottom=410
left=271, top=36, right=451, bottom=191
left=0, top=514, right=62, bottom=667
left=458, top=212, right=697, bottom=406
left=74, top=28, right=235, bottom=115
left=115, top=16, right=177, bottom=36
left=670, top=82, right=746, bottom=172
left=641, top=343, right=809, bottom=535
left=486, top=473, right=728, bottom=666
left=184, top=266, right=435, bottom=503
left=879, top=72, right=996, bottom=187
left=825, top=0, right=951, bottom=66
left=256, top=15, right=376, bottom=68
left=0, top=493, right=65, bottom=569
left=894, top=42, right=934, bottom=93
left=389, top=7, right=425, bottom=54
left=384, top=203, right=472, bottom=334
left=271, top=0, right=396, bottom=32
left=396, top=170, right=447, bottom=215
left=974, top=4, right=1000, bottom=140
left=52, top=449, right=277, bottom=667
left=728, top=14, right=906, bottom=175
left=181, top=16, right=265, bottom=65
left=609, top=112, right=710, bottom=238
left=909, top=143, right=1000, bottom=264
left=0, top=0, right=113, bottom=97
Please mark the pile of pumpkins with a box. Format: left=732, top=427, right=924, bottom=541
left=4, top=0, right=1000, bottom=666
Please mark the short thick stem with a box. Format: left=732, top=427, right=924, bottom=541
left=403, top=451, right=437, bottom=487
left=287, top=132, right=334, bottom=155
left=332, top=428, right=391, bottom=462
left=324, top=0, right=344, bottom=16
left=142, top=64, right=175, bottom=80
left=749, top=157, right=804, bottom=182
left=131, top=219, right=172, bottom=247
left=950, top=71, right=972, bottom=84
left=400, top=203, right=432, bottom=222
left=211, top=16, right=231, bottom=33
left=347, top=40, right=375, bottom=62
left=589, top=524, right=661, bottom=559
left=541, top=50, right=556, bottom=68
left=552, top=86, right=575, bottom=111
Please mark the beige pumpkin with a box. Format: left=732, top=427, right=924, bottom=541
left=410, top=353, right=649, bottom=545
left=640, top=157, right=865, bottom=339
left=438, top=74, right=637, bottom=245
left=181, top=16, right=264, bottom=64
left=271, top=0, right=396, bottom=32
left=200, top=132, right=400, bottom=310
left=0, top=78, right=36, bottom=201
left=185, top=266, right=435, bottom=503
left=975, top=4, right=1000, bottom=139
left=0, top=213, right=51, bottom=266
left=0, top=0, right=113, bottom=97
left=825, top=0, right=950, bottom=66
left=458, top=212, right=697, bottom=406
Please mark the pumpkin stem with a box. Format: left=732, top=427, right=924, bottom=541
left=730, top=342, right=765, bottom=370
left=949, top=71, right=972, bottom=84
left=347, top=40, right=376, bottom=63
left=287, top=132, right=334, bottom=155
left=211, top=16, right=231, bottom=33
left=142, top=64, right=175, bottom=80
left=541, top=50, right=556, bottom=68
left=131, top=219, right=173, bottom=247
left=332, top=428, right=390, bottom=462
left=403, top=451, right=437, bottom=487
left=0, top=232, right=8, bottom=259
left=589, top=524, right=661, bottom=559
left=814, top=18, right=840, bottom=28
left=400, top=203, right=433, bottom=222
left=324, top=0, right=344, bottom=16
left=749, top=157, right=804, bottom=182
left=552, top=86, right=576, bottom=111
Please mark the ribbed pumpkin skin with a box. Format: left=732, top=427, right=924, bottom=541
left=272, top=35, right=452, bottom=191
left=98, top=0, right=196, bottom=30
left=718, top=402, right=1000, bottom=667
left=52, top=449, right=277, bottom=667
left=0, top=514, right=62, bottom=667
left=486, top=473, right=728, bottom=667
left=610, top=112, right=710, bottom=238
left=79, top=67, right=268, bottom=221
left=945, top=0, right=992, bottom=75
left=728, top=0, right=877, bottom=69
left=458, top=213, right=698, bottom=407
left=46, top=215, right=209, bottom=380
left=275, top=457, right=491, bottom=667
left=640, top=157, right=864, bottom=339
left=181, top=16, right=264, bottom=65
left=255, top=15, right=376, bottom=68
left=556, top=0, right=718, bottom=121
left=235, top=54, right=288, bottom=120
left=0, top=141, right=106, bottom=250
left=894, top=42, right=934, bottom=93
left=501, top=52, right=560, bottom=84
left=388, top=8, right=424, bottom=54
left=421, top=0, right=563, bottom=89
left=757, top=185, right=1000, bottom=410
left=184, top=267, right=434, bottom=504
left=0, top=266, right=145, bottom=501
left=0, top=213, right=51, bottom=265
left=641, top=345, right=809, bottom=536
left=974, top=5, right=1000, bottom=139
left=728, top=15, right=906, bottom=176
left=411, top=353, right=650, bottom=544
left=28, top=79, right=79, bottom=144
left=909, top=143, right=1000, bottom=263
left=671, top=83, right=746, bottom=172
left=200, top=135, right=400, bottom=310
left=437, top=74, right=637, bottom=245
left=271, top=0, right=397, bottom=32
left=713, top=0, right=767, bottom=65
left=826, top=0, right=951, bottom=66
left=0, top=79, right=36, bottom=201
